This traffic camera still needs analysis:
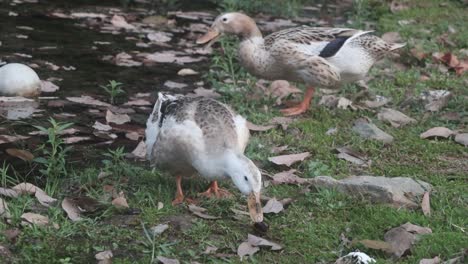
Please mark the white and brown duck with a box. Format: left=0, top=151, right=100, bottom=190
left=197, top=12, right=405, bottom=116
left=145, top=93, right=263, bottom=223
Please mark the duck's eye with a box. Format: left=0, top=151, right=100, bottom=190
left=244, top=176, right=248, bottom=182
left=222, top=17, right=228, bottom=22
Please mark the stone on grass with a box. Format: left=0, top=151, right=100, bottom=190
left=0, top=63, right=41, bottom=97
left=420, top=90, right=452, bottom=112
left=310, top=176, right=432, bottom=208
left=352, top=118, right=394, bottom=143
left=377, top=108, right=416, bottom=128
left=454, top=133, right=468, bottom=146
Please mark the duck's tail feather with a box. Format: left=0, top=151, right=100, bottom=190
left=145, top=92, right=177, bottom=160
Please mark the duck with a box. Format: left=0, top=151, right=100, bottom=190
left=0, top=63, right=41, bottom=97
left=145, top=93, right=263, bottom=222
left=197, top=12, right=405, bottom=116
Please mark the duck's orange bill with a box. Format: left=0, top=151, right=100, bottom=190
left=247, top=192, right=263, bottom=223
left=196, top=29, right=220, bottom=45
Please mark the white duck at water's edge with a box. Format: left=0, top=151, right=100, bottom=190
left=145, top=93, right=263, bottom=222
left=197, top=12, right=405, bottom=116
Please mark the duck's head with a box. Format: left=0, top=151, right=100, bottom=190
left=197, top=12, right=261, bottom=46
left=225, top=153, right=263, bottom=223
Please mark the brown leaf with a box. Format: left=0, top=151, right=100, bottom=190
left=111, top=15, right=135, bottom=29
left=268, top=80, right=302, bottom=105
left=271, top=169, right=308, bottom=185
left=270, top=145, right=288, bottom=154
left=95, top=250, right=113, bottom=261
left=384, top=222, right=432, bottom=258
left=203, top=246, right=218, bottom=255
left=377, top=108, right=416, bottom=128
left=390, top=1, right=409, bottom=13
left=66, top=96, right=111, bottom=107
left=237, top=242, right=259, bottom=260
left=112, top=192, right=129, bottom=209
left=357, top=239, right=393, bottom=252
left=93, top=121, right=112, bottom=131
left=419, top=256, right=441, bottom=264
left=270, top=116, right=294, bottom=130
left=106, top=110, right=131, bottom=125
left=268, top=152, right=310, bottom=167
left=189, top=87, right=221, bottom=99
left=21, top=212, right=49, bottom=226
left=63, top=136, right=91, bottom=144
left=6, top=148, right=34, bottom=161
left=421, top=192, right=431, bottom=217
left=0, top=135, right=29, bottom=145
left=188, top=204, right=219, bottom=220
left=61, top=198, right=82, bottom=221
left=130, top=141, right=146, bottom=159
left=246, top=121, right=275, bottom=132
left=420, top=127, right=454, bottom=139
left=12, top=183, right=56, bottom=207
left=247, top=234, right=282, bottom=250
left=410, top=47, right=427, bottom=60
left=40, top=80, right=59, bottom=93
left=157, top=256, right=180, bottom=264
left=3, top=228, right=20, bottom=243
left=336, top=147, right=369, bottom=166
left=262, top=198, right=284, bottom=214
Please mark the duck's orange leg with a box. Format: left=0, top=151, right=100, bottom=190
left=280, top=87, right=315, bottom=116
left=172, top=175, right=185, bottom=205
left=199, top=181, right=232, bottom=199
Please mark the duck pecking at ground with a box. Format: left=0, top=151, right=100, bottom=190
left=145, top=93, right=263, bottom=223
left=197, top=12, right=405, bottom=116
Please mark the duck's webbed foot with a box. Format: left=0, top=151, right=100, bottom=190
left=199, top=181, right=233, bottom=199
left=172, top=175, right=196, bottom=205
left=280, top=87, right=314, bottom=116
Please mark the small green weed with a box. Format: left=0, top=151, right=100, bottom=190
left=100, top=80, right=125, bottom=104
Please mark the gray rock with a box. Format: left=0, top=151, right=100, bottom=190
left=377, top=108, right=416, bottom=128
left=310, top=176, right=432, bottom=208
left=454, top=133, right=468, bottom=147
left=420, top=90, right=452, bottom=112
left=352, top=118, right=394, bottom=143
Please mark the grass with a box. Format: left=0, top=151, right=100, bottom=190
left=1, top=0, right=467, bottom=263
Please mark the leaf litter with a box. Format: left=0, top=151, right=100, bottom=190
left=268, top=152, right=310, bottom=167
left=262, top=198, right=284, bottom=214
left=237, top=234, right=282, bottom=259
left=188, top=204, right=219, bottom=220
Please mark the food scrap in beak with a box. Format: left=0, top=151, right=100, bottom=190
left=196, top=28, right=220, bottom=48
left=247, top=192, right=263, bottom=223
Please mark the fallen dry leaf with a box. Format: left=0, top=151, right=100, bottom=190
left=0, top=188, right=18, bottom=198
left=246, top=121, right=275, bottom=132
left=112, top=192, right=129, bottom=209
left=63, top=136, right=91, bottom=144
left=177, top=68, right=198, bottom=76
left=13, top=183, right=57, bottom=207
left=270, top=116, right=294, bottom=130
left=420, top=127, right=454, bottom=139
left=0, top=135, right=29, bottom=144
left=357, top=239, right=392, bottom=253
left=156, top=256, right=179, bottom=264
left=111, top=15, right=135, bottom=29
left=112, top=52, right=142, bottom=67
left=40, top=80, right=59, bottom=93
left=29, top=128, right=79, bottom=136
left=147, top=31, right=172, bottom=42
left=420, top=90, right=452, bottom=112
left=151, top=224, right=169, bottom=236
left=130, top=141, right=146, bottom=159
left=188, top=204, right=219, bottom=220
left=377, top=108, right=416, bottom=128
left=191, top=87, right=221, bottom=99
left=3, top=228, right=20, bottom=243
left=421, top=192, right=431, bottom=217
left=336, top=147, right=369, bottom=166
left=93, top=121, right=112, bottom=131
left=21, top=212, right=49, bottom=226
left=61, top=198, right=82, bottom=221
left=95, top=250, right=113, bottom=262
left=5, top=148, right=34, bottom=161
left=237, top=242, right=259, bottom=260
left=124, top=99, right=152, bottom=106
left=270, top=145, right=288, bottom=154
left=384, top=222, right=432, bottom=258
left=419, top=256, right=441, bottom=264
left=390, top=0, right=409, bottom=13
left=164, top=80, right=187, bottom=89
left=203, top=246, right=218, bottom=255
left=268, top=80, right=302, bottom=105
left=262, top=198, right=284, bottom=214
left=271, top=169, right=308, bottom=185
left=66, top=96, right=111, bottom=107
left=106, top=110, right=131, bottom=125
left=247, top=234, right=282, bottom=250
left=268, top=152, right=310, bottom=167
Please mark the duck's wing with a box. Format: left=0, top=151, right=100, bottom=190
left=265, top=26, right=366, bottom=57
